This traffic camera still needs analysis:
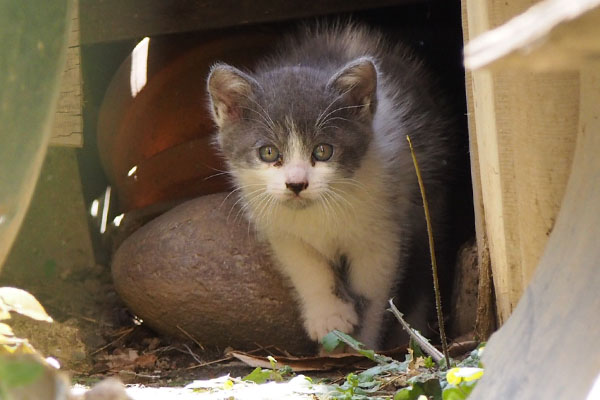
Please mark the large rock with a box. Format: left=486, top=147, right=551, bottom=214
left=112, top=193, right=315, bottom=354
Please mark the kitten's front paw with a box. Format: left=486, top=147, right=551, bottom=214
left=304, top=298, right=358, bottom=342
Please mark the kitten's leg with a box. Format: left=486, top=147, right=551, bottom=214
left=348, top=243, right=400, bottom=349
left=267, top=233, right=359, bottom=342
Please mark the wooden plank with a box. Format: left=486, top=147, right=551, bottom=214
left=80, top=0, right=419, bottom=44
left=460, top=0, right=497, bottom=340
left=463, top=0, right=600, bottom=398
left=50, top=0, right=83, bottom=147
left=470, top=62, right=600, bottom=400
left=463, top=0, right=578, bottom=324
left=464, top=0, right=600, bottom=70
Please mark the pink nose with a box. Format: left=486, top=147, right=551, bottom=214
left=286, top=165, right=307, bottom=183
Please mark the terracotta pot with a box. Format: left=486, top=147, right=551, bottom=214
left=97, top=31, right=275, bottom=212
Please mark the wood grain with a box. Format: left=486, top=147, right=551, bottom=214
left=460, top=0, right=497, bottom=339
left=50, top=0, right=83, bottom=147
left=463, top=0, right=578, bottom=323
left=470, top=62, right=600, bottom=400
left=80, top=0, right=419, bottom=44
left=463, top=0, right=600, bottom=398
left=464, top=0, right=600, bottom=70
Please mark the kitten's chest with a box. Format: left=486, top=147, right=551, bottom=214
left=270, top=208, right=344, bottom=256
left=264, top=195, right=393, bottom=261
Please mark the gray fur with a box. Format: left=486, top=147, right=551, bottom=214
left=206, top=23, right=458, bottom=349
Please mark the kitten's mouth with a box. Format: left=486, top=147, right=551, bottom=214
left=282, top=195, right=312, bottom=209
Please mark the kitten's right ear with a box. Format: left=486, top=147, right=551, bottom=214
left=207, top=64, right=257, bottom=128
left=327, top=57, right=378, bottom=119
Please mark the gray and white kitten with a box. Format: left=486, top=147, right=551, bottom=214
left=206, top=24, right=457, bottom=349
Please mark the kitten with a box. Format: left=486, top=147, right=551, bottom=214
left=206, top=24, right=458, bottom=349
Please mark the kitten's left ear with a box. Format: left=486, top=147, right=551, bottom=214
left=327, top=57, right=378, bottom=119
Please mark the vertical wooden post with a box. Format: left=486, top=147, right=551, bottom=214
left=50, top=0, right=83, bottom=147
left=462, top=0, right=577, bottom=324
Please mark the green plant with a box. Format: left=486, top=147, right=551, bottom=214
left=242, top=355, right=294, bottom=384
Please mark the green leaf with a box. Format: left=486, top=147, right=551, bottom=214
left=424, top=356, right=436, bottom=368
left=242, top=367, right=271, bottom=384
left=0, top=288, right=52, bottom=322
left=442, top=383, right=476, bottom=400
left=442, top=387, right=466, bottom=400
left=409, top=338, right=425, bottom=358
left=321, top=331, right=344, bottom=352
left=359, top=360, right=409, bottom=381
left=0, top=356, right=45, bottom=388
left=394, top=384, right=425, bottom=400
left=423, top=379, right=443, bottom=400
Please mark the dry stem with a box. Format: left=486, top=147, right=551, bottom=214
left=406, top=135, right=451, bottom=368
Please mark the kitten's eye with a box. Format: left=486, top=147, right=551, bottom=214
left=312, top=144, right=334, bottom=161
left=258, top=145, right=280, bottom=163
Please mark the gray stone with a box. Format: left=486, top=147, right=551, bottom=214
left=112, top=193, right=315, bottom=354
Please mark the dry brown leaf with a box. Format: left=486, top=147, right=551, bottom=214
left=134, top=353, right=157, bottom=369
left=230, top=350, right=377, bottom=372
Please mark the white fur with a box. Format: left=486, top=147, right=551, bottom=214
left=232, top=103, right=412, bottom=348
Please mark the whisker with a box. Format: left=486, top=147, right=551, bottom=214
left=327, top=188, right=356, bottom=212
left=238, top=108, right=276, bottom=133
left=227, top=187, right=265, bottom=221
left=240, top=94, right=277, bottom=130
left=204, top=171, right=231, bottom=181
left=316, top=104, right=365, bottom=130
left=314, top=85, right=355, bottom=128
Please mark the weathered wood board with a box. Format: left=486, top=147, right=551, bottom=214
left=462, top=0, right=578, bottom=324
left=463, top=0, right=600, bottom=398
left=50, top=0, right=83, bottom=147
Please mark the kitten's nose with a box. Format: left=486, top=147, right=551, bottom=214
left=286, top=181, right=308, bottom=195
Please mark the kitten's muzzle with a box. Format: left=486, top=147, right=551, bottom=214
left=286, top=181, right=309, bottom=195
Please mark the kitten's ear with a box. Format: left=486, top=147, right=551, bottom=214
left=327, top=57, right=378, bottom=118
left=207, top=64, right=257, bottom=128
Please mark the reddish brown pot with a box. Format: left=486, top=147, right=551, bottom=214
left=97, top=31, right=275, bottom=213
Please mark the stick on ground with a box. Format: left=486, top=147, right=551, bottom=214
left=388, top=299, right=444, bottom=363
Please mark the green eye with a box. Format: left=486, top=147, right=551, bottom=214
left=258, top=145, right=280, bottom=163
left=312, top=143, right=333, bottom=161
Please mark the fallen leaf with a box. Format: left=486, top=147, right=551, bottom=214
left=134, top=353, right=157, bottom=369
left=0, top=287, right=53, bottom=322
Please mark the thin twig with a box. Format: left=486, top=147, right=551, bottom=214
left=406, top=135, right=451, bottom=368
left=185, top=344, right=276, bottom=370
left=185, top=355, right=234, bottom=370
left=176, top=324, right=205, bottom=351
left=388, top=299, right=444, bottom=363
left=90, top=327, right=134, bottom=355
left=182, top=343, right=204, bottom=364
left=253, top=342, right=277, bottom=357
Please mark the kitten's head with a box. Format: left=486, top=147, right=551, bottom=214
left=206, top=57, right=378, bottom=210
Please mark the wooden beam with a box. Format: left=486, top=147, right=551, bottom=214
left=464, top=0, right=600, bottom=70
left=460, top=0, right=497, bottom=340
left=463, top=0, right=600, bottom=398
left=469, top=62, right=600, bottom=400
left=50, top=0, right=83, bottom=147
left=80, top=0, right=420, bottom=44
left=463, top=0, right=578, bottom=324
